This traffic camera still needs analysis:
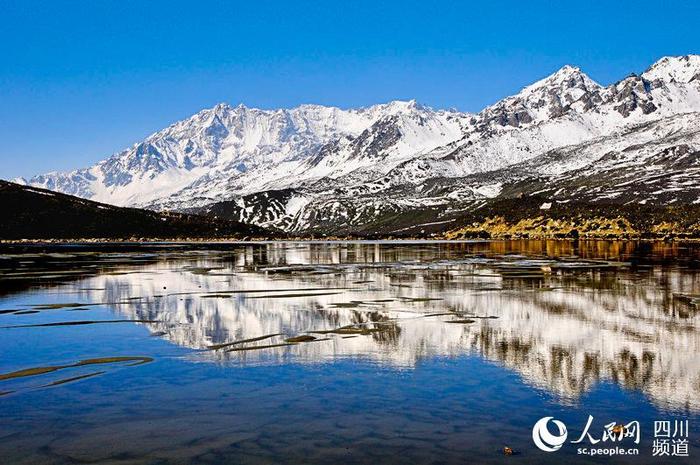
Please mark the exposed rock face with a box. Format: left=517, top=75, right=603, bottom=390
left=608, top=75, right=658, bottom=117
left=476, top=65, right=603, bottom=129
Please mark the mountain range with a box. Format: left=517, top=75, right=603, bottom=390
left=14, top=54, right=700, bottom=235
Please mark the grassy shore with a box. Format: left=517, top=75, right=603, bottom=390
left=444, top=197, right=700, bottom=240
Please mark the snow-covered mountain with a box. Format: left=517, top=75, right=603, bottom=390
left=385, top=54, right=700, bottom=186
left=17, top=100, right=469, bottom=208
left=16, top=54, right=700, bottom=233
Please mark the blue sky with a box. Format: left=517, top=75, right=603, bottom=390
left=1, top=0, right=699, bottom=179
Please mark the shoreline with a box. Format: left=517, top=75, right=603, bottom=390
left=1, top=236, right=698, bottom=247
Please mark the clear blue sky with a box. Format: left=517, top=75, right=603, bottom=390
left=1, top=0, right=699, bottom=179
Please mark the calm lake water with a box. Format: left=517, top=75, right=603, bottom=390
left=1, top=240, right=699, bottom=464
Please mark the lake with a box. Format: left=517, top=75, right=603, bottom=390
left=1, top=240, right=699, bottom=464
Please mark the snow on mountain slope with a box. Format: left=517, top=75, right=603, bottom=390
left=492, top=112, right=700, bottom=205
left=20, top=103, right=384, bottom=206
left=643, top=55, right=700, bottom=88
left=16, top=54, right=700, bottom=234
left=147, top=100, right=470, bottom=209
left=216, top=56, right=700, bottom=233
left=18, top=100, right=469, bottom=209
left=293, top=100, right=466, bottom=181
left=381, top=55, right=700, bottom=188
left=232, top=111, right=700, bottom=234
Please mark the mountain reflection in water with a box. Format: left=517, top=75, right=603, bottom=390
left=14, top=240, right=696, bottom=413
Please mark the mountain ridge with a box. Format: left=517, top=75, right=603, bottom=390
left=0, top=180, right=267, bottom=240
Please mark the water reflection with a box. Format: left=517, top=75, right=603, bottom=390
left=6, top=241, right=693, bottom=412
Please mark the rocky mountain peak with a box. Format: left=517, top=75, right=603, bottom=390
left=643, top=54, right=700, bottom=84
left=390, top=99, right=423, bottom=111
left=522, top=65, right=599, bottom=94
left=212, top=102, right=233, bottom=112
left=474, top=65, right=602, bottom=129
